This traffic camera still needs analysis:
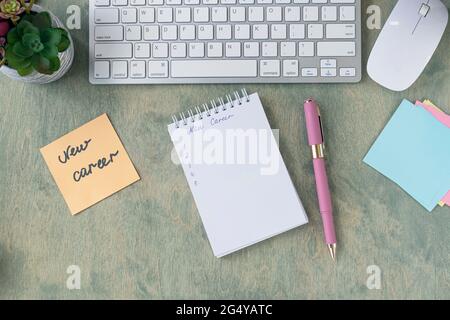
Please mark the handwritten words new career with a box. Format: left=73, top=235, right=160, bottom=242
left=58, top=139, right=119, bottom=182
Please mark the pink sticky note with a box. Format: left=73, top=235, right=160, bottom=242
left=441, top=192, right=450, bottom=207
left=415, top=101, right=450, bottom=207
left=415, top=101, right=450, bottom=129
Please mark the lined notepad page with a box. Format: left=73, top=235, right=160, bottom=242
left=168, top=93, right=308, bottom=257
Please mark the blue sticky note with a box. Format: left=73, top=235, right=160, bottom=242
left=364, top=99, right=450, bottom=212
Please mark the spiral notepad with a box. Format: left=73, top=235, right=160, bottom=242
left=168, top=89, right=308, bottom=257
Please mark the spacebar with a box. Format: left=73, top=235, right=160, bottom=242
left=171, top=60, right=257, bottom=78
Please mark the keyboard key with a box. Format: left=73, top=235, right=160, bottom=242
left=171, top=60, right=258, bottom=77
left=139, top=8, right=155, bottom=23
left=211, top=7, right=227, bottom=22
left=125, top=26, right=141, bottom=41
left=112, top=60, right=128, bottom=78
left=303, top=6, right=319, bottom=21
left=122, top=8, right=137, bottom=23
left=253, top=24, right=269, bottom=39
left=207, top=42, right=223, bottom=57
left=157, top=8, right=173, bottom=23
left=322, top=6, right=337, bottom=21
left=340, top=6, right=356, bottom=21
left=95, top=0, right=110, bottom=7
left=308, top=24, right=323, bottom=39
left=302, top=67, right=318, bottom=77
left=153, top=43, right=169, bottom=57
left=189, top=42, right=205, bottom=57
left=112, top=0, right=127, bottom=5
left=320, top=59, right=337, bottom=68
left=216, top=25, right=232, bottom=39
left=281, top=42, right=296, bottom=57
left=289, top=24, right=305, bottom=39
left=143, top=25, right=159, bottom=40
left=285, top=7, right=300, bottom=21
left=95, top=26, right=123, bottom=41
left=225, top=42, right=241, bottom=57
left=95, top=43, right=132, bottom=58
left=194, top=7, right=209, bottom=22
left=235, top=24, right=250, bottom=39
left=244, top=42, right=259, bottom=57
left=326, top=24, right=355, bottom=39
left=260, top=60, right=280, bottom=77
left=266, top=7, right=282, bottom=21
left=198, top=25, right=214, bottom=40
left=271, top=24, right=287, bottom=39
left=149, top=61, right=169, bottom=78
left=340, top=67, right=356, bottom=77
left=230, top=7, right=246, bottom=21
left=175, top=8, right=191, bottom=22
left=135, top=43, right=151, bottom=58
left=95, top=9, right=119, bottom=24
left=317, top=41, right=355, bottom=56
left=321, top=68, right=337, bottom=77
left=249, top=7, right=264, bottom=22
left=131, top=60, right=146, bottom=78
left=94, top=61, right=110, bottom=78
left=283, top=60, right=298, bottom=77
left=162, top=25, right=177, bottom=40
left=180, top=25, right=195, bottom=40
left=262, top=42, right=277, bottom=57
left=171, top=43, right=187, bottom=58
left=298, top=42, right=314, bottom=56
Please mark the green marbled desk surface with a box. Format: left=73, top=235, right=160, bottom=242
left=0, top=0, right=449, bottom=299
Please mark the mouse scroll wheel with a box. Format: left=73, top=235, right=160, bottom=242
left=419, top=3, right=430, bottom=17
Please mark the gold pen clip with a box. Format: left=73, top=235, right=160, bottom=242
left=317, top=106, right=325, bottom=149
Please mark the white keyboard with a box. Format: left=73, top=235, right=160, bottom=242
left=89, top=0, right=361, bottom=84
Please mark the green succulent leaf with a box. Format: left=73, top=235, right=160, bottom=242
left=6, top=28, right=20, bottom=45
left=17, top=63, right=34, bottom=76
left=12, top=41, right=34, bottom=58
left=17, top=20, right=38, bottom=36
left=32, top=12, right=52, bottom=30
left=41, top=44, right=58, bottom=59
left=31, top=54, right=51, bottom=74
left=57, top=28, right=69, bottom=39
left=48, top=56, right=61, bottom=72
left=22, top=33, right=44, bottom=52
left=5, top=50, right=25, bottom=69
left=24, top=25, right=40, bottom=35
left=57, top=34, right=70, bottom=52
left=21, top=14, right=34, bottom=23
left=40, top=28, right=61, bottom=46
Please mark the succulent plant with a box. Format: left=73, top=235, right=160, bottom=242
left=4, top=11, right=70, bottom=76
left=0, top=0, right=25, bottom=23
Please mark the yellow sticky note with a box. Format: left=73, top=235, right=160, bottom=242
left=40, top=114, right=140, bottom=215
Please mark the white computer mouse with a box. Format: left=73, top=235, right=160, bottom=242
left=367, top=0, right=448, bottom=92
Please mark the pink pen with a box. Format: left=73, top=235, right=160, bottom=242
left=304, top=98, right=337, bottom=261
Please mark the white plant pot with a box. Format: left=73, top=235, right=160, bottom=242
left=0, top=4, right=74, bottom=84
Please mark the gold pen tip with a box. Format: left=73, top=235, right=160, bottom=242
left=328, top=244, right=337, bottom=262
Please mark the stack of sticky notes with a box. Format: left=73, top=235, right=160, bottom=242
left=364, top=99, right=450, bottom=212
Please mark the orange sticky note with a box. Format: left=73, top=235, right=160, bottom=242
left=40, top=114, right=140, bottom=215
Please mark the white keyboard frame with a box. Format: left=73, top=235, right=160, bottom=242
left=89, top=0, right=362, bottom=84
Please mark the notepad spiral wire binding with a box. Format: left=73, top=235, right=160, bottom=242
left=171, top=89, right=250, bottom=128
